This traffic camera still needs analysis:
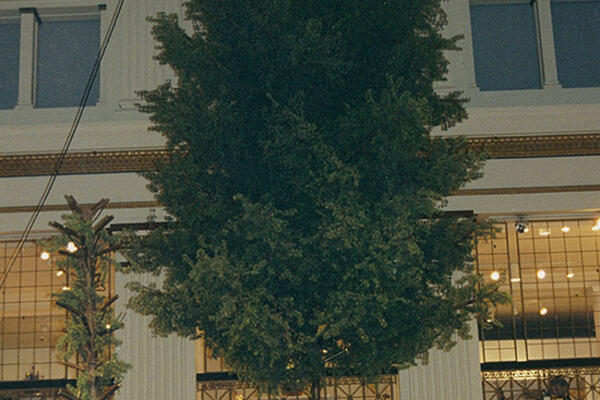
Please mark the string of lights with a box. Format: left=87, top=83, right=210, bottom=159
left=0, top=0, right=126, bottom=290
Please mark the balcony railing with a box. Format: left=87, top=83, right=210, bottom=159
left=197, top=374, right=398, bottom=400
left=482, top=365, right=600, bottom=400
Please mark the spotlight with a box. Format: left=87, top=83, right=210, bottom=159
left=515, top=222, right=528, bottom=234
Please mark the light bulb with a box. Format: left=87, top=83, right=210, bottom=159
left=510, top=277, right=521, bottom=283
left=56, top=270, right=64, bottom=277
left=539, top=229, right=551, bottom=236
left=561, top=226, right=570, bottom=233
left=566, top=272, right=575, bottom=279
left=62, top=286, right=71, bottom=291
left=40, top=251, right=50, bottom=260
left=66, top=242, right=77, bottom=253
left=539, top=307, right=548, bottom=316
left=490, top=271, right=500, bottom=281
left=537, top=269, right=546, bottom=279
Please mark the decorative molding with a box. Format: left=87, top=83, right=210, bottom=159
left=1, top=133, right=599, bottom=178
left=454, top=184, right=600, bottom=196
left=0, top=201, right=160, bottom=214
left=0, top=149, right=169, bottom=177
left=465, top=133, right=600, bottom=159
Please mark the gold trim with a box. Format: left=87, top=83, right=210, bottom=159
left=0, top=149, right=170, bottom=177
left=466, top=133, right=600, bottom=158
left=0, top=201, right=161, bottom=214
left=454, top=184, right=600, bottom=196
left=0, top=133, right=599, bottom=177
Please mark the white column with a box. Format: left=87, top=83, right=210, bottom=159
left=397, top=320, right=483, bottom=400
left=115, top=272, right=197, bottom=400
left=96, top=3, right=109, bottom=106
left=438, top=0, right=479, bottom=92
left=534, top=0, right=561, bottom=88
left=15, top=8, right=39, bottom=109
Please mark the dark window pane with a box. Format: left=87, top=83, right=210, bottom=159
left=551, top=1, right=600, bottom=88
left=470, top=3, right=541, bottom=91
left=0, top=22, right=20, bottom=110
left=36, top=19, right=100, bottom=108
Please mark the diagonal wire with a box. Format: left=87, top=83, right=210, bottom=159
left=0, top=0, right=126, bottom=290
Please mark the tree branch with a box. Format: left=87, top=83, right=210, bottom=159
left=57, top=388, right=82, bottom=400
left=100, top=384, right=120, bottom=400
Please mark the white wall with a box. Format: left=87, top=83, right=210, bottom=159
left=398, top=322, right=483, bottom=400
left=115, top=272, right=197, bottom=400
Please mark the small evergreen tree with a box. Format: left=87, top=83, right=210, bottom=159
left=43, top=196, right=130, bottom=400
left=127, top=0, right=508, bottom=395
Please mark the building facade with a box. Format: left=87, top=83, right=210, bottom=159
left=0, top=0, right=599, bottom=399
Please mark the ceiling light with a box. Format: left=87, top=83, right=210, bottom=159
left=561, top=226, right=570, bottom=233
left=539, top=307, right=548, bottom=316
left=490, top=271, right=500, bottom=281
left=66, top=242, right=78, bottom=253
left=537, top=269, right=546, bottom=279
left=40, top=251, right=50, bottom=260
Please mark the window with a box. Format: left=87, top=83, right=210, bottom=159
left=0, top=7, right=102, bottom=110
left=0, top=16, right=20, bottom=110
left=478, top=219, right=600, bottom=364
left=0, top=241, right=69, bottom=381
left=470, top=1, right=541, bottom=91
left=470, top=0, right=600, bottom=91
left=36, top=17, right=100, bottom=108
left=551, top=0, right=600, bottom=88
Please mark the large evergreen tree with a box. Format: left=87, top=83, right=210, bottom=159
left=127, top=0, right=507, bottom=393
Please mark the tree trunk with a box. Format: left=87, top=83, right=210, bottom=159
left=310, top=379, right=322, bottom=400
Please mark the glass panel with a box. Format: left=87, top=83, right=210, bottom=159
left=551, top=0, right=600, bottom=88
left=0, top=21, right=20, bottom=110
left=479, top=218, right=600, bottom=363
left=470, top=3, right=541, bottom=90
left=0, top=241, right=68, bottom=381
left=36, top=18, right=100, bottom=108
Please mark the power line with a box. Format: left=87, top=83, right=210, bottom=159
left=0, top=0, right=126, bottom=290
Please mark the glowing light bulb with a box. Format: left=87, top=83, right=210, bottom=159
left=510, top=277, right=521, bottom=283
left=539, top=307, right=548, bottom=316
left=490, top=271, right=500, bottom=281
left=567, top=272, right=575, bottom=279
left=66, top=242, right=77, bottom=253
left=40, top=251, right=50, bottom=260
left=56, top=270, right=64, bottom=277
left=593, top=220, right=600, bottom=231
left=62, top=286, right=71, bottom=291
left=105, top=324, right=111, bottom=330
left=561, top=226, right=570, bottom=233
left=539, top=229, right=551, bottom=236
left=537, top=269, right=547, bottom=279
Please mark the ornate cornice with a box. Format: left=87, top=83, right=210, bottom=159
left=0, top=133, right=599, bottom=178
left=454, top=184, right=600, bottom=196
left=466, top=133, right=600, bottom=159
left=0, top=149, right=170, bottom=177
left=0, top=201, right=160, bottom=214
